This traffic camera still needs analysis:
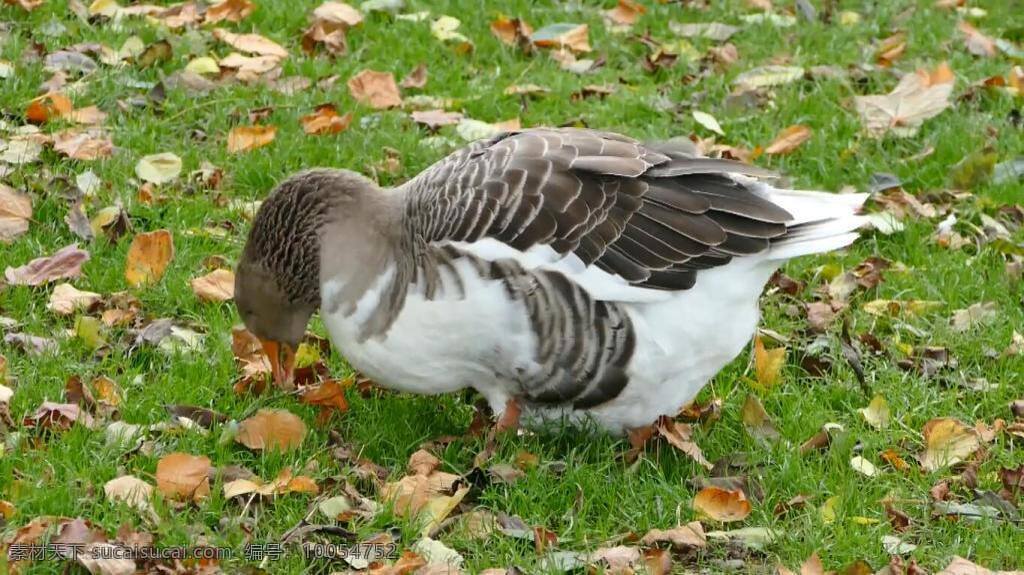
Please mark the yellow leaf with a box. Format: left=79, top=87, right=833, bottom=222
left=764, top=125, right=812, bottom=155
left=124, top=229, right=174, bottom=287
left=858, top=394, right=890, bottom=429
left=227, top=124, right=277, bottom=153
left=753, top=335, right=786, bottom=389
left=692, top=486, right=751, bottom=522
left=919, top=417, right=980, bottom=471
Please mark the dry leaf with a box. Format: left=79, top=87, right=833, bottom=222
left=53, top=129, right=115, bottom=160
left=859, top=394, right=890, bottom=429
left=733, top=65, right=804, bottom=90
left=693, top=486, right=752, bottom=522
left=232, top=326, right=272, bottom=378
left=236, top=408, right=307, bottom=452
left=692, top=110, right=725, bottom=135
left=950, top=301, right=997, bottom=332
left=938, top=556, right=1024, bottom=575
left=604, top=0, right=645, bottom=26
left=640, top=521, right=707, bottom=549
left=741, top=394, right=781, bottom=443
left=124, top=230, right=174, bottom=287
left=204, top=0, right=254, bottom=23
left=314, top=1, right=363, bottom=25
left=490, top=16, right=532, bottom=46
left=135, top=152, right=182, bottom=185
left=227, top=124, right=277, bottom=153
left=655, top=417, right=712, bottom=469
left=400, top=63, right=428, bottom=89
left=5, top=244, right=90, bottom=286
left=26, top=92, right=72, bottom=124
left=850, top=456, right=878, bottom=477
left=411, top=109, right=463, bottom=129
left=223, top=468, right=319, bottom=498
left=920, top=417, right=980, bottom=471
left=863, top=299, right=942, bottom=317
left=104, top=475, right=154, bottom=512
left=764, top=125, right=812, bottom=155
left=531, top=23, right=591, bottom=53
left=0, top=184, right=32, bottom=242
left=300, top=104, right=353, bottom=135
left=875, top=32, right=907, bottom=66
left=300, top=379, right=350, bottom=423
left=753, top=335, right=786, bottom=389
left=347, top=69, right=402, bottom=109
left=47, top=283, right=101, bottom=315
left=958, top=21, right=996, bottom=57
left=190, top=269, right=235, bottom=302
left=155, top=452, right=211, bottom=502
left=854, top=62, right=955, bottom=137
left=212, top=28, right=288, bottom=58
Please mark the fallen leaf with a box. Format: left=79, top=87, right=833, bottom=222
left=431, top=16, right=474, bottom=52
left=531, top=23, right=591, bottom=53
left=300, top=104, right=353, bottom=135
left=490, top=16, right=532, bottom=46
left=236, top=408, right=307, bottom=452
left=958, top=21, right=997, bottom=57
left=124, top=230, right=174, bottom=287
left=859, top=394, right=890, bottom=429
left=850, top=456, right=878, bottom=477
left=733, top=65, right=804, bottom=90
left=347, top=69, right=402, bottom=109
left=411, top=109, right=464, bottom=129
left=863, top=299, right=942, bottom=317
left=753, top=335, right=786, bottom=389
left=1, top=136, right=44, bottom=164
left=314, top=1, right=363, bottom=26
left=950, top=302, right=997, bottom=332
left=764, top=125, right=812, bottom=155
left=104, top=475, right=154, bottom=512
left=604, top=0, right=645, bottom=27
left=693, top=486, right=752, bottom=522
left=204, top=0, right=254, bottom=23
left=5, top=244, right=90, bottom=286
left=875, top=32, right=908, bottom=66
left=300, top=379, right=350, bottom=423
left=670, top=21, right=738, bottom=41
left=47, top=283, right=101, bottom=315
left=24, top=401, right=95, bottom=430
left=223, top=468, right=319, bottom=498
left=919, top=417, right=980, bottom=471
left=190, top=268, right=234, bottom=302
left=52, top=129, right=114, bottom=160
left=640, top=521, right=707, bottom=549
left=0, top=184, right=32, bottom=242
left=135, top=152, right=182, bottom=185
left=938, top=556, right=1024, bottom=575
left=741, top=394, right=781, bottom=444
left=212, top=28, right=288, bottom=58
left=692, top=110, right=725, bottom=135
left=155, top=452, right=211, bottom=502
left=25, top=91, right=72, bottom=124
left=227, top=124, right=277, bottom=153
left=854, top=62, right=955, bottom=137
left=655, top=417, right=712, bottom=469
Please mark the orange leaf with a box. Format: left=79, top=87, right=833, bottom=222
left=764, top=125, right=812, bottom=155
left=958, top=21, right=996, bottom=58
left=190, top=268, right=235, bottom=302
left=155, top=453, right=211, bottom=502
left=204, top=0, right=254, bottom=23
left=212, top=28, right=288, bottom=58
left=347, top=69, right=402, bottom=109
left=300, top=379, right=350, bottom=423
left=227, top=124, right=277, bottom=153
left=236, top=408, right=307, bottom=452
left=605, top=0, right=645, bottom=26
left=26, top=92, right=72, bottom=124
left=124, top=230, right=174, bottom=287
left=692, top=486, right=752, bottom=522
left=300, top=104, right=353, bottom=135
left=490, top=16, right=532, bottom=45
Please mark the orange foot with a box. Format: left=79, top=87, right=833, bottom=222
left=495, top=397, right=522, bottom=433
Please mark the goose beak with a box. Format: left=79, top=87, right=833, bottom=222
left=260, top=339, right=295, bottom=389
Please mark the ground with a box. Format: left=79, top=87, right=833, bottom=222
left=1, top=0, right=1023, bottom=573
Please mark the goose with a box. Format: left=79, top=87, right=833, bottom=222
left=234, top=127, right=866, bottom=434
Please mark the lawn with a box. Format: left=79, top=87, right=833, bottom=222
left=1, top=0, right=1023, bottom=573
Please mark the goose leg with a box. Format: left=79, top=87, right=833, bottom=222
left=495, top=397, right=522, bottom=433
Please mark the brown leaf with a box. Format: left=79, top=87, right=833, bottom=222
left=227, top=124, right=277, bottom=153
left=24, top=401, right=95, bottom=430
left=190, top=268, right=235, bottom=302
left=764, top=125, right=812, bottom=155
left=0, top=184, right=32, bottom=242
left=300, top=379, right=350, bottom=423
left=919, top=417, right=980, bottom=471
left=805, top=301, right=836, bottom=332
left=875, top=32, right=907, bottom=66
left=155, top=452, right=212, bottom=502
left=347, top=69, right=402, bottom=109
left=232, top=326, right=272, bottom=378
left=124, top=230, right=174, bottom=287
left=5, top=244, right=89, bottom=286
left=313, top=1, right=363, bottom=26
left=223, top=467, right=319, bottom=498
left=958, top=21, right=997, bottom=57
left=300, top=104, right=353, bottom=135
left=204, top=0, right=254, bottom=23
left=212, top=28, right=288, bottom=58
left=741, top=394, right=781, bottom=444
left=408, top=449, right=441, bottom=476
left=302, top=20, right=349, bottom=55
left=490, top=16, right=532, bottom=46
left=693, top=486, right=752, bottom=522
left=950, top=301, right=997, bottom=332
left=854, top=62, right=955, bottom=137
left=604, top=0, right=645, bottom=26
left=52, top=129, right=115, bottom=160
left=643, top=548, right=673, bottom=575
left=236, top=408, right=307, bottom=452
left=400, top=63, right=428, bottom=89
left=531, top=23, right=591, bottom=53
left=640, top=521, right=707, bottom=549
left=655, top=416, right=712, bottom=469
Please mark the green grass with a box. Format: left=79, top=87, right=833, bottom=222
left=1, top=0, right=1023, bottom=573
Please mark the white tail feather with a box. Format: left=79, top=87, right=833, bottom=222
left=761, top=187, right=869, bottom=261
